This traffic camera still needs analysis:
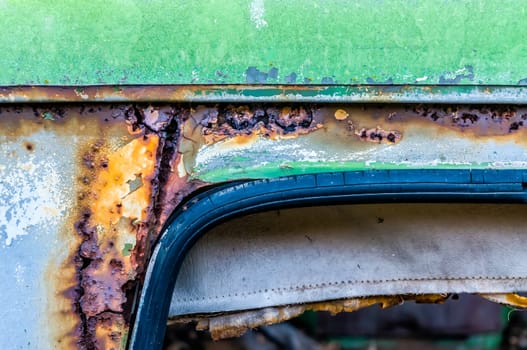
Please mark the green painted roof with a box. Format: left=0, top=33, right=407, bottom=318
left=3, top=0, right=527, bottom=86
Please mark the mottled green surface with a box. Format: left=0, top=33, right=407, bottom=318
left=2, top=0, right=527, bottom=85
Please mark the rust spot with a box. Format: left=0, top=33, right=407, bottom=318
left=200, top=105, right=322, bottom=144
left=23, top=141, right=34, bottom=151
left=334, top=108, right=349, bottom=120
left=355, top=126, right=401, bottom=144
left=91, top=312, right=126, bottom=350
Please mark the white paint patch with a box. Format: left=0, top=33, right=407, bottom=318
left=250, top=0, right=268, bottom=29
left=14, top=263, right=26, bottom=285
left=0, top=152, right=68, bottom=246
left=191, top=69, right=200, bottom=82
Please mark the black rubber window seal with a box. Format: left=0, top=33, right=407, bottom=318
left=129, top=169, right=527, bottom=349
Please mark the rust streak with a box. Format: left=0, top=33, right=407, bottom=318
left=71, top=104, right=208, bottom=349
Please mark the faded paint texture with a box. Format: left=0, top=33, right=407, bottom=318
left=1, top=1, right=527, bottom=85
left=2, top=103, right=527, bottom=348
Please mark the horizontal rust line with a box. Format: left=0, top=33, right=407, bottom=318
left=2, top=85, right=527, bottom=104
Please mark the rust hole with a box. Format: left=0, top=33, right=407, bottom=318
left=23, top=141, right=34, bottom=152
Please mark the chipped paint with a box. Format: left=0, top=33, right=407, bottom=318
left=0, top=152, right=68, bottom=246
left=0, top=104, right=202, bottom=349
left=249, top=0, right=267, bottom=29
left=62, top=104, right=205, bottom=348
left=192, top=105, right=527, bottom=182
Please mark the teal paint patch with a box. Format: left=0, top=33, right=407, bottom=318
left=122, top=243, right=134, bottom=257
left=193, top=161, right=501, bottom=183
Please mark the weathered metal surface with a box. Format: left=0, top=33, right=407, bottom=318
left=0, top=104, right=201, bottom=349
left=0, top=111, right=78, bottom=349
left=2, top=102, right=527, bottom=348
left=189, top=104, right=527, bottom=182
left=2, top=1, right=527, bottom=86
left=5, top=85, right=527, bottom=104
left=173, top=294, right=449, bottom=340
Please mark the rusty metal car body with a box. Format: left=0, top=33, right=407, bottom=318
left=2, top=1, right=527, bottom=349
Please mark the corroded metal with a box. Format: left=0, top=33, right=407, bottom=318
left=173, top=294, right=449, bottom=340
left=4, top=85, right=527, bottom=104
left=176, top=293, right=527, bottom=340
left=2, top=102, right=527, bottom=348
left=0, top=104, right=202, bottom=349
left=188, top=104, right=527, bottom=181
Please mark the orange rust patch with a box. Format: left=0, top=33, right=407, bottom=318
left=334, top=108, right=349, bottom=120
left=90, top=134, right=159, bottom=226
left=223, top=132, right=261, bottom=146
left=33, top=109, right=136, bottom=349
left=75, top=132, right=159, bottom=347
left=63, top=104, right=206, bottom=348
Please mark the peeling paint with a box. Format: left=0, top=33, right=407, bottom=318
left=249, top=0, right=268, bottom=29
left=65, top=105, right=202, bottom=348
left=0, top=104, right=203, bottom=349
left=439, top=66, right=475, bottom=84
left=173, top=294, right=449, bottom=340
left=0, top=144, right=68, bottom=246
left=192, top=104, right=527, bottom=182
left=74, top=133, right=159, bottom=347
